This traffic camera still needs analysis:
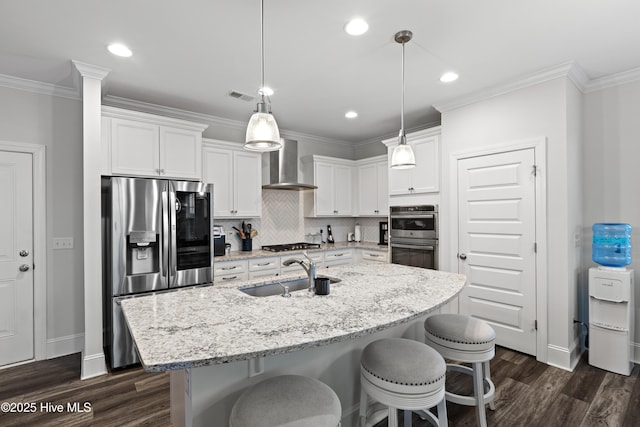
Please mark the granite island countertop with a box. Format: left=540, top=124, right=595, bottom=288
left=121, top=263, right=466, bottom=372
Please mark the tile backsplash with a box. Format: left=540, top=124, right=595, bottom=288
left=215, top=189, right=387, bottom=251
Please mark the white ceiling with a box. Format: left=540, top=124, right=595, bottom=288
left=2, top=0, right=640, bottom=144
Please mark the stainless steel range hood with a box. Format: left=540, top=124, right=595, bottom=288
left=262, top=139, right=317, bottom=190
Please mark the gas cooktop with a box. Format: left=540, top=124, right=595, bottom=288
left=262, top=242, right=321, bottom=252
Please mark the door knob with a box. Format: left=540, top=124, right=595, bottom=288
left=459, top=253, right=467, bottom=260
left=19, top=250, right=30, bottom=257
left=19, top=264, right=30, bottom=272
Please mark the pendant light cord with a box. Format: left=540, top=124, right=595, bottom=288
left=400, top=39, right=405, bottom=135
left=260, top=0, right=265, bottom=103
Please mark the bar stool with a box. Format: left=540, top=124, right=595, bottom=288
left=424, top=314, right=496, bottom=427
left=359, top=337, right=447, bottom=427
left=229, top=374, right=342, bottom=427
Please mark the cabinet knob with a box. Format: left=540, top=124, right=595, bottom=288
left=458, top=253, right=467, bottom=260
left=19, top=264, right=30, bottom=272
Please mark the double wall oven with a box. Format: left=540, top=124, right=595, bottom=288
left=390, top=205, right=438, bottom=270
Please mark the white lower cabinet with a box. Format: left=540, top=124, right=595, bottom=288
left=359, top=249, right=389, bottom=263
left=214, top=260, right=248, bottom=284
left=324, top=249, right=354, bottom=268
left=248, top=257, right=280, bottom=280
left=280, top=252, right=325, bottom=275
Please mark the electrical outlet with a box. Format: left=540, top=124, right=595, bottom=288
left=53, top=237, right=74, bottom=250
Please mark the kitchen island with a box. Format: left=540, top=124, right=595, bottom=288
left=121, top=262, right=466, bottom=427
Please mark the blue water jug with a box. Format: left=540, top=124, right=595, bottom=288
left=592, top=223, right=632, bottom=267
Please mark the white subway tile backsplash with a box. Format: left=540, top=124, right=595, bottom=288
left=215, top=189, right=388, bottom=249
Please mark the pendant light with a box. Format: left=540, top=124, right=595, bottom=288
left=244, top=0, right=282, bottom=152
left=390, top=30, right=416, bottom=169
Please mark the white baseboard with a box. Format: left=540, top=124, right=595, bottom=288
left=546, top=344, right=573, bottom=371
left=81, top=352, right=107, bottom=380
left=46, top=333, right=84, bottom=359
left=632, top=341, right=640, bottom=364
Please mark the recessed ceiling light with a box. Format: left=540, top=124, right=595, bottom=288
left=107, top=43, right=132, bottom=57
left=345, top=111, right=358, bottom=119
left=440, top=72, right=459, bottom=83
left=345, top=18, right=368, bottom=36
left=259, top=86, right=274, bottom=97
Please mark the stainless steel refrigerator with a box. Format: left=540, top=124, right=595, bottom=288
left=102, top=177, right=214, bottom=368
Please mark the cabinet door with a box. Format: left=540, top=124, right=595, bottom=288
left=203, top=148, right=234, bottom=217
left=358, top=163, right=378, bottom=215
left=111, top=118, right=160, bottom=177
left=376, top=162, right=389, bottom=215
left=234, top=151, right=262, bottom=217
left=388, top=151, right=413, bottom=195
left=333, top=164, right=352, bottom=215
left=314, top=162, right=335, bottom=216
left=159, top=126, right=201, bottom=179
left=411, top=136, right=439, bottom=193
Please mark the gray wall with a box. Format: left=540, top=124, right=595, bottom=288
left=0, top=86, right=84, bottom=355
left=440, top=77, right=583, bottom=369
left=583, top=79, right=640, bottom=355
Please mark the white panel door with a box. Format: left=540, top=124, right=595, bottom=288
left=458, top=148, right=537, bottom=355
left=0, top=151, right=34, bottom=366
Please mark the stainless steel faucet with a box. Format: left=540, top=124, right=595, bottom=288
left=282, top=251, right=317, bottom=292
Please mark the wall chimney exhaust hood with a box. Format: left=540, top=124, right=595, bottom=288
left=262, top=139, right=317, bottom=190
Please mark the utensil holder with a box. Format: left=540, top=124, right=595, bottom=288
left=242, top=238, right=252, bottom=252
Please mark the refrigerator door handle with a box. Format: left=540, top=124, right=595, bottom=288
left=168, top=183, right=178, bottom=286
left=162, top=190, right=169, bottom=280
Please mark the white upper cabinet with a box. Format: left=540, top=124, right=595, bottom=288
left=304, top=156, right=353, bottom=217
left=202, top=139, right=262, bottom=218
left=383, top=127, right=440, bottom=196
left=356, top=156, right=388, bottom=216
left=101, top=106, right=208, bottom=180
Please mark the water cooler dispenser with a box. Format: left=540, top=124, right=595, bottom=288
left=588, top=223, right=634, bottom=375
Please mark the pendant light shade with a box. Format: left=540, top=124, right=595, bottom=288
left=244, top=0, right=282, bottom=152
left=391, top=131, right=416, bottom=169
left=391, top=30, right=416, bottom=169
left=245, top=102, right=281, bottom=151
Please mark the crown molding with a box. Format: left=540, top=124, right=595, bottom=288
left=102, top=105, right=209, bottom=131
left=434, top=62, right=578, bottom=113
left=381, top=125, right=442, bottom=148
left=585, top=66, right=640, bottom=93
left=0, top=73, right=80, bottom=100
left=103, top=94, right=353, bottom=147
left=72, top=60, right=110, bottom=81
left=355, top=120, right=442, bottom=148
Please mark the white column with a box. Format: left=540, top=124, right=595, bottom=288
left=72, top=60, right=110, bottom=379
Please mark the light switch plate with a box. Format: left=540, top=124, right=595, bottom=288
left=53, top=237, right=74, bottom=249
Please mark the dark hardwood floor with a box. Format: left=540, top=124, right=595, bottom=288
left=0, top=347, right=637, bottom=426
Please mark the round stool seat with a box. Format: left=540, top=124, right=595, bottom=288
left=229, top=375, right=341, bottom=427
left=361, top=337, right=446, bottom=388
left=424, top=314, right=496, bottom=357
left=359, top=338, right=448, bottom=427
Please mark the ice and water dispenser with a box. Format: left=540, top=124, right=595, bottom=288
left=589, top=223, right=634, bottom=375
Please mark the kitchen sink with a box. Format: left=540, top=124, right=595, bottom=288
left=239, top=276, right=341, bottom=297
